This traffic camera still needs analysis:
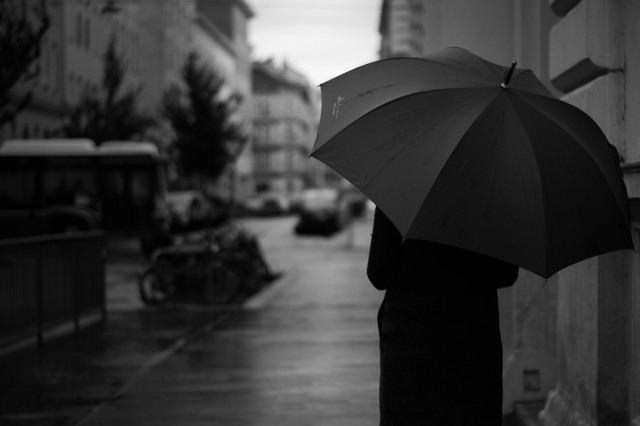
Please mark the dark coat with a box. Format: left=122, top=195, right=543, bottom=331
left=367, top=207, right=518, bottom=426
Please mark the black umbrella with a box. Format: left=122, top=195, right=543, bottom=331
left=311, top=47, right=633, bottom=278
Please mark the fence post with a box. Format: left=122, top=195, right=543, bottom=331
left=36, top=245, right=44, bottom=352
left=100, top=239, right=107, bottom=321
left=73, top=242, right=80, bottom=334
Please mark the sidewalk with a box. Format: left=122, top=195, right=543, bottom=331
left=0, top=216, right=382, bottom=426
left=78, top=217, right=382, bottom=426
left=0, top=303, right=234, bottom=425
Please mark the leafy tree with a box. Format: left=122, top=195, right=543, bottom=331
left=62, top=36, right=156, bottom=143
left=162, top=52, right=245, bottom=184
left=0, top=0, right=50, bottom=126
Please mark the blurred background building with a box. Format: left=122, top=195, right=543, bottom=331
left=0, top=0, right=325, bottom=207
left=194, top=0, right=255, bottom=201
left=380, top=1, right=640, bottom=425
left=250, top=59, right=322, bottom=199
left=379, top=0, right=558, bottom=91
left=136, top=0, right=196, bottom=111
left=1, top=0, right=145, bottom=141
left=542, top=2, right=640, bottom=425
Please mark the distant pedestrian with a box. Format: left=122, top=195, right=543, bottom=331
left=367, top=207, right=518, bottom=425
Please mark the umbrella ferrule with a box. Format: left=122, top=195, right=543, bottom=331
left=501, top=60, right=517, bottom=89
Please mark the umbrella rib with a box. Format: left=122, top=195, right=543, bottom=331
left=357, top=90, right=501, bottom=198
left=507, top=97, right=551, bottom=273
left=423, top=47, right=505, bottom=82
left=513, top=90, right=630, bottom=224
left=406, top=93, right=503, bottom=237
left=312, top=88, right=489, bottom=158
left=467, top=55, right=507, bottom=83
left=421, top=57, right=498, bottom=83
left=320, top=55, right=493, bottom=87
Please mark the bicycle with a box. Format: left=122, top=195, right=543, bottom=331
left=138, top=221, right=276, bottom=306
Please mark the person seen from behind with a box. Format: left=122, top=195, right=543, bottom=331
left=368, top=206, right=519, bottom=425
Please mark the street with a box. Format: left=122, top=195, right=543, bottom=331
left=84, top=214, right=382, bottom=426
left=104, top=214, right=366, bottom=312
left=0, top=214, right=383, bottom=426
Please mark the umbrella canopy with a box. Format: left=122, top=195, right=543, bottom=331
left=310, top=47, right=633, bottom=279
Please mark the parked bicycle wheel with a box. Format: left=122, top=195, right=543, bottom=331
left=222, top=251, right=266, bottom=296
left=138, top=259, right=175, bottom=305
left=203, top=261, right=243, bottom=304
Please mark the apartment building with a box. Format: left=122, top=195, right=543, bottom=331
left=250, top=60, right=320, bottom=198
left=2, top=1, right=255, bottom=191
left=0, top=0, right=143, bottom=141
left=195, top=0, right=254, bottom=200
left=136, top=0, right=196, bottom=111
left=379, top=0, right=556, bottom=82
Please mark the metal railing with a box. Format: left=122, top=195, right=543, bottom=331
left=0, top=231, right=106, bottom=352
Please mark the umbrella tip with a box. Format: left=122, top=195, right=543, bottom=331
left=501, top=60, right=518, bottom=89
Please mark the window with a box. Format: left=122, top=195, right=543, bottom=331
left=411, top=1, right=424, bottom=13
left=285, top=150, right=293, bottom=169
left=254, top=124, right=269, bottom=143
left=286, top=123, right=295, bottom=142
left=84, top=17, right=91, bottom=50
left=75, top=12, right=83, bottom=46
left=256, top=101, right=270, bottom=117
left=254, top=152, right=273, bottom=171
left=68, top=73, right=75, bottom=99
left=38, top=40, right=49, bottom=88
left=255, top=182, right=270, bottom=193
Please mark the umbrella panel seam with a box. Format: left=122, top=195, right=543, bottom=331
left=510, top=91, right=632, bottom=275
left=405, top=94, right=504, bottom=236
left=405, top=93, right=549, bottom=275
left=311, top=88, right=495, bottom=159
left=512, top=90, right=631, bottom=227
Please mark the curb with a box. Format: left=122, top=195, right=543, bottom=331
left=242, top=271, right=297, bottom=311
left=77, top=307, right=238, bottom=425
left=77, top=274, right=288, bottom=424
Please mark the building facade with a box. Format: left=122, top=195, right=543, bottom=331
left=3, top=0, right=65, bottom=141
left=194, top=0, right=254, bottom=201
left=2, top=0, right=258, bottom=202
left=541, top=1, right=640, bottom=425
left=379, top=0, right=558, bottom=83
left=250, top=60, right=321, bottom=198
left=379, top=0, right=578, bottom=418
left=380, top=0, right=640, bottom=423
left=0, top=0, right=144, bottom=142
left=136, top=0, right=196, bottom=111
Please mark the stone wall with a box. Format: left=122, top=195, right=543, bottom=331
left=541, top=1, right=640, bottom=425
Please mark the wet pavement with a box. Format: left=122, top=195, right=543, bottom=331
left=0, top=307, right=231, bottom=426
left=0, top=215, right=383, bottom=425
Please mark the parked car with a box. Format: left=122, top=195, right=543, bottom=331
left=165, top=190, right=229, bottom=233
left=294, top=188, right=349, bottom=236
left=242, top=192, right=292, bottom=216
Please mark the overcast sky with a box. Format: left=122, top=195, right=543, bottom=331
left=247, top=0, right=382, bottom=87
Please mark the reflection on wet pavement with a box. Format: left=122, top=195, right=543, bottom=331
left=0, top=215, right=380, bottom=425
